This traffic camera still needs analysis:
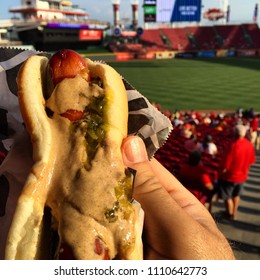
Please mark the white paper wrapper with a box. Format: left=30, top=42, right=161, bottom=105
left=0, top=48, right=172, bottom=259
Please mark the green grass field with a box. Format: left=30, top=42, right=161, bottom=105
left=107, top=57, right=260, bottom=113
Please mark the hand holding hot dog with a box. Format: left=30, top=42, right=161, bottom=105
left=121, top=136, right=235, bottom=260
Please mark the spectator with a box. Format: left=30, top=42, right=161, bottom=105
left=218, top=124, right=256, bottom=220
left=249, top=114, right=259, bottom=148
left=201, top=134, right=218, bottom=156
left=180, top=123, right=193, bottom=139
left=202, top=114, right=211, bottom=126
left=178, top=150, right=215, bottom=209
left=172, top=116, right=183, bottom=127
left=0, top=150, right=5, bottom=165
left=256, top=115, right=260, bottom=151
left=184, top=134, right=201, bottom=152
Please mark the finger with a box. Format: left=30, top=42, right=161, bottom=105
left=121, top=136, right=171, bottom=206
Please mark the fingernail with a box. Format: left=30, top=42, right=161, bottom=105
left=123, top=137, right=148, bottom=163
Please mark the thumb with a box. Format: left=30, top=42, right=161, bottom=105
left=121, top=136, right=161, bottom=194
left=121, top=136, right=174, bottom=218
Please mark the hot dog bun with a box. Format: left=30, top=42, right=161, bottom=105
left=5, top=51, right=143, bottom=260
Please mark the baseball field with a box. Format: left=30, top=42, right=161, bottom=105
left=107, top=57, right=260, bottom=113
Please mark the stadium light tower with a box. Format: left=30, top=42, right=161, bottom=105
left=112, top=0, right=120, bottom=27
left=131, top=0, right=139, bottom=30
left=220, top=0, right=229, bottom=24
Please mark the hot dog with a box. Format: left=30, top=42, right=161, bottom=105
left=5, top=49, right=143, bottom=260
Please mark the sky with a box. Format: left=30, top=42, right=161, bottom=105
left=0, top=0, right=259, bottom=25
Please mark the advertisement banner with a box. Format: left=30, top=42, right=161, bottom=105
left=156, top=0, right=202, bottom=22
left=155, top=51, right=175, bottom=59
left=116, top=52, right=135, bottom=61
left=175, top=51, right=197, bottom=58
left=226, top=50, right=236, bottom=57
left=79, top=30, right=102, bottom=41
left=237, top=49, right=257, bottom=57
left=216, top=49, right=228, bottom=57
left=197, top=51, right=216, bottom=58
left=137, top=52, right=155, bottom=60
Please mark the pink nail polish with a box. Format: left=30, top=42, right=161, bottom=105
left=124, top=137, right=148, bottom=163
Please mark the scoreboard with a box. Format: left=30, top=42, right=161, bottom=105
left=143, top=0, right=157, bottom=22
left=143, top=0, right=202, bottom=23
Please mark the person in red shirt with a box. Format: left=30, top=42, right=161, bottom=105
left=218, top=124, right=256, bottom=220
left=178, top=150, right=214, bottom=208
left=249, top=114, right=260, bottom=148
left=0, top=150, right=5, bottom=165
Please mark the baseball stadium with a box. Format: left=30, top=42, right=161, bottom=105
left=0, top=0, right=260, bottom=262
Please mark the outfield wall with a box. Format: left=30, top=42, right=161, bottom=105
left=113, top=49, right=260, bottom=61
left=81, top=48, right=260, bottom=62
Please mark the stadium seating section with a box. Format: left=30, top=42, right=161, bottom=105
left=110, top=23, right=260, bottom=53
left=153, top=111, right=242, bottom=207
left=154, top=117, right=234, bottom=179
